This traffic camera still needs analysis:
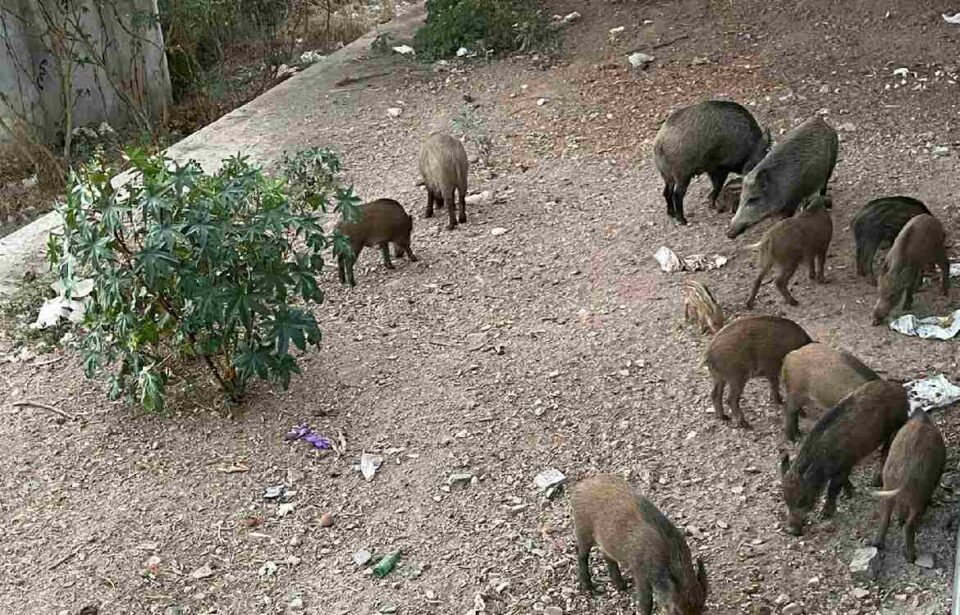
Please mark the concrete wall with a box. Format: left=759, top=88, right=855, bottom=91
left=0, top=0, right=171, bottom=149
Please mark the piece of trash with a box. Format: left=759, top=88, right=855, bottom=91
left=275, top=64, right=298, bottom=80
left=950, top=263, right=960, bottom=278
left=464, top=190, right=493, bottom=206
left=609, top=26, right=625, bottom=37
left=218, top=462, right=250, bottom=473
left=534, top=468, right=566, bottom=499
left=654, top=246, right=728, bottom=273
left=263, top=485, right=286, bottom=500
left=448, top=473, right=474, bottom=487
left=32, top=278, right=94, bottom=330
left=392, top=45, right=415, bottom=55
left=277, top=502, right=296, bottom=518
left=893, top=67, right=909, bottom=77
left=890, top=309, right=960, bottom=340
left=372, top=551, right=401, bottom=578
left=299, top=50, right=324, bottom=63
left=490, top=227, right=509, bottom=236
left=386, top=107, right=403, bottom=118
left=354, top=549, right=373, bottom=566
left=360, top=453, right=383, bottom=481
left=943, top=12, right=960, bottom=25
left=904, top=375, right=960, bottom=414
left=143, top=555, right=161, bottom=574
left=563, top=11, right=581, bottom=23
left=258, top=561, right=278, bottom=577
left=284, top=423, right=331, bottom=450
left=190, top=564, right=215, bottom=579
left=537, top=97, right=548, bottom=106
left=628, top=52, right=655, bottom=69
left=456, top=47, right=470, bottom=57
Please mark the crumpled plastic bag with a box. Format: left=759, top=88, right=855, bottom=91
left=944, top=12, right=960, bottom=25
left=904, top=374, right=960, bottom=413
left=949, top=262, right=960, bottom=278
left=654, top=246, right=728, bottom=273
left=889, top=309, right=960, bottom=340
left=32, top=278, right=94, bottom=330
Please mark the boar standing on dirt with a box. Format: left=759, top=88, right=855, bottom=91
left=727, top=116, right=838, bottom=238
left=714, top=176, right=742, bottom=214
left=683, top=279, right=725, bottom=334
left=705, top=315, right=812, bottom=429
left=744, top=195, right=833, bottom=308
left=871, top=213, right=949, bottom=325
left=571, top=474, right=708, bottom=615
left=653, top=100, right=770, bottom=225
left=419, top=133, right=469, bottom=230
left=852, top=196, right=931, bottom=284
left=335, top=199, right=418, bottom=287
left=870, top=409, right=946, bottom=563
left=780, top=380, right=908, bottom=536
left=781, top=343, right=878, bottom=441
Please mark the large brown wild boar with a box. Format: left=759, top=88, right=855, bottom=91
left=419, top=133, right=469, bottom=230
left=335, top=199, right=418, bottom=287
left=571, top=474, right=708, bottom=615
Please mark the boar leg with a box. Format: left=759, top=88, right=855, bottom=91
left=821, top=475, right=847, bottom=518
left=662, top=181, right=676, bottom=219
left=337, top=254, right=346, bottom=285
left=817, top=247, right=828, bottom=283
left=395, top=239, right=418, bottom=262
left=379, top=243, right=394, bottom=270
left=726, top=377, right=750, bottom=429
left=784, top=392, right=802, bottom=441
left=870, top=496, right=894, bottom=550
left=671, top=177, right=690, bottom=225
left=457, top=182, right=468, bottom=224
left=940, top=251, right=950, bottom=296
left=443, top=187, right=457, bottom=230
left=603, top=556, right=628, bottom=592
left=903, top=507, right=921, bottom=563
left=575, top=537, right=595, bottom=594
left=424, top=191, right=435, bottom=218
left=711, top=377, right=728, bottom=422
left=632, top=571, right=654, bottom=615
left=707, top=170, right=729, bottom=209
left=767, top=374, right=784, bottom=405
left=746, top=265, right=771, bottom=309
left=774, top=262, right=800, bottom=306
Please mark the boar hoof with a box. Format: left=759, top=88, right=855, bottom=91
left=458, top=213, right=467, bottom=223
left=675, top=216, right=689, bottom=226
left=446, top=222, right=457, bottom=231
left=787, top=525, right=803, bottom=537
left=821, top=505, right=836, bottom=519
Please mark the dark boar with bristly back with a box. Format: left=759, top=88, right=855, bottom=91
left=705, top=315, right=812, bottom=429
left=683, top=279, right=725, bottom=334
left=335, top=199, right=418, bottom=287
left=852, top=196, right=931, bottom=284
left=780, top=380, right=908, bottom=536
left=870, top=409, right=946, bottom=563
left=571, top=474, right=708, bottom=615
left=745, top=196, right=833, bottom=308
left=419, top=133, right=469, bottom=230
left=653, top=100, right=770, bottom=225
left=781, top=343, right=878, bottom=441
left=727, top=116, right=838, bottom=238
left=871, top=213, right=949, bottom=324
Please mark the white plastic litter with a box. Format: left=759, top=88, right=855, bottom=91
left=889, top=309, right=960, bottom=340
left=904, top=375, right=960, bottom=413
left=654, top=246, right=728, bottom=273
left=943, top=12, right=960, bottom=25
left=359, top=453, right=383, bottom=481
left=628, top=52, right=655, bottom=68
left=32, top=279, right=93, bottom=329
left=949, top=262, right=960, bottom=278
left=456, top=47, right=470, bottom=57
left=299, top=50, right=324, bottom=63
left=391, top=45, right=415, bottom=55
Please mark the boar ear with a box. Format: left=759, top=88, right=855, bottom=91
left=779, top=453, right=790, bottom=475
left=696, top=557, right=709, bottom=593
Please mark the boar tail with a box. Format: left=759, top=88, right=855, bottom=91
left=746, top=240, right=764, bottom=251
left=871, top=488, right=900, bottom=499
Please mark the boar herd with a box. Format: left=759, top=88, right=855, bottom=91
left=330, top=99, right=951, bottom=612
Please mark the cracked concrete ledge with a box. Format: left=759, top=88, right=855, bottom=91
left=0, top=1, right=426, bottom=299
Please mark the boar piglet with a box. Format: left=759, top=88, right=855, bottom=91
left=872, top=213, right=949, bottom=324
left=654, top=100, right=769, bottom=225
left=705, top=315, right=812, bottom=428
left=335, top=199, right=418, bottom=287
left=683, top=279, right=725, bottom=334
left=728, top=116, right=838, bottom=238
left=852, top=196, right=931, bottom=284
left=781, top=343, right=878, bottom=441
left=572, top=474, right=708, bottom=615
left=419, top=133, right=469, bottom=230
left=780, top=380, right=908, bottom=535
left=871, top=409, right=946, bottom=562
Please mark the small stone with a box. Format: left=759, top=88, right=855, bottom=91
left=386, top=107, right=403, bottom=118
left=609, top=26, right=625, bottom=37
left=839, top=122, right=857, bottom=132
left=354, top=549, right=373, bottom=566
left=627, top=52, right=655, bottom=69
left=534, top=468, right=566, bottom=496
left=819, top=84, right=831, bottom=93
left=425, top=590, right=437, bottom=601
left=562, top=11, right=580, bottom=23
left=545, top=607, right=563, bottom=615
left=288, top=597, right=304, bottom=611
left=686, top=525, right=704, bottom=540
left=537, top=98, right=548, bottom=106
left=289, top=534, right=303, bottom=547
left=774, top=593, right=790, bottom=606
left=264, top=485, right=285, bottom=500
left=932, top=145, right=950, bottom=157
left=191, top=564, right=215, bottom=579
left=782, top=604, right=802, bottom=615
left=465, top=190, right=493, bottom=206
left=915, top=552, right=934, bottom=569
left=716, top=520, right=729, bottom=529
left=807, top=576, right=819, bottom=586
left=490, top=227, right=509, bottom=236
left=448, top=473, right=474, bottom=488
left=852, top=588, right=870, bottom=599
left=258, top=561, right=278, bottom=577
left=850, top=546, right=881, bottom=581
left=380, top=606, right=397, bottom=614
left=319, top=512, right=335, bottom=527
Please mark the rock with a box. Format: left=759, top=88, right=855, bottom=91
left=448, top=473, right=474, bottom=488
left=288, top=596, right=304, bottom=611
left=289, top=534, right=303, bottom=547
left=190, top=564, right=215, bottom=579
left=464, top=190, right=492, bottom=206
left=819, top=84, right=831, bottom=93
left=534, top=468, right=566, bottom=498
left=839, top=122, right=857, bottom=132
left=932, top=146, right=950, bottom=157
left=386, top=107, right=403, bottom=118
left=360, top=453, right=383, bottom=481
left=609, top=26, right=625, bottom=38
left=380, top=605, right=397, bottom=614
left=354, top=549, right=373, bottom=566
left=537, top=98, right=548, bottom=106
left=686, top=525, right=704, bottom=540
left=545, top=607, right=563, bottom=615
left=319, top=512, right=335, bottom=527
left=627, top=52, right=655, bottom=69
left=258, top=561, right=278, bottom=577
left=490, top=227, right=509, bottom=236
left=852, top=587, right=870, bottom=599
left=774, top=594, right=790, bottom=606
left=849, top=546, right=881, bottom=581
left=807, top=576, right=819, bottom=586
left=456, top=47, right=470, bottom=57
left=264, top=485, right=285, bottom=500
left=915, top=552, right=934, bottom=569
left=782, top=604, right=802, bottom=615
left=391, top=45, right=414, bottom=55
left=562, top=11, right=581, bottom=23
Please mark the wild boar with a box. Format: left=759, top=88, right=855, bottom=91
left=335, top=198, right=418, bottom=287
left=852, top=196, right=931, bottom=284
left=683, top=279, right=725, bottom=334
left=419, top=133, right=469, bottom=230
left=714, top=176, right=742, bottom=214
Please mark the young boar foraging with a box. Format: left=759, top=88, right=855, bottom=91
left=745, top=196, right=833, bottom=308
left=683, top=279, right=725, bottom=334
left=852, top=196, right=931, bottom=284
left=870, top=410, right=946, bottom=562
left=780, top=380, right=908, bottom=536
left=572, top=474, right=708, bottom=615
left=714, top=176, right=742, bottom=214
left=654, top=100, right=770, bottom=225
left=705, top=315, right=812, bottom=429
left=781, top=343, right=878, bottom=441
left=871, top=214, right=949, bottom=325
left=335, top=199, right=418, bottom=287
left=728, top=116, right=838, bottom=238
left=419, top=133, right=469, bottom=230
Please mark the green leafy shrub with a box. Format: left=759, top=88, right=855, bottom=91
left=414, top=0, right=552, bottom=61
left=47, top=148, right=358, bottom=411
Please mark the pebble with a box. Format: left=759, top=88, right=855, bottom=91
left=380, top=606, right=397, bottom=614
left=354, top=549, right=373, bottom=566
left=490, top=227, right=509, bottom=236
left=782, top=604, right=802, bottom=615
left=915, top=552, right=935, bottom=569
left=545, top=607, right=563, bottom=615
left=288, top=597, right=304, bottom=611
left=386, top=107, right=402, bottom=117
left=289, top=534, right=302, bottom=547
left=562, top=11, right=581, bottom=23
left=852, top=587, right=870, bottom=599
left=627, top=52, right=655, bottom=69
left=319, top=512, right=335, bottom=527
left=849, top=546, right=880, bottom=581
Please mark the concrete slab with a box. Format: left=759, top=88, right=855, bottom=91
left=0, top=2, right=427, bottom=298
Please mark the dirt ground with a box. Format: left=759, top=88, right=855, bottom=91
left=2, top=1, right=960, bottom=614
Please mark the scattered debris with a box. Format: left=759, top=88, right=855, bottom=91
left=890, top=309, right=960, bottom=339
left=299, top=50, right=324, bottom=63
left=284, top=423, right=331, bottom=450
left=360, top=453, right=384, bottom=481
left=190, top=564, right=215, bottom=579
left=904, top=375, right=960, bottom=413
left=32, top=278, right=94, bottom=330
left=627, top=52, right=655, bottom=69
left=392, top=45, right=415, bottom=55
left=490, top=227, right=509, bottom=236
left=943, top=12, right=960, bottom=25
left=372, top=551, right=401, bottom=578
left=849, top=546, right=881, bottom=581
left=263, top=485, right=286, bottom=500
left=354, top=549, right=373, bottom=566
left=654, top=246, right=728, bottom=273
left=456, top=47, right=471, bottom=57
left=562, top=11, right=581, bottom=24
left=465, top=190, right=493, bottom=206
left=533, top=468, right=566, bottom=499
left=258, top=561, right=278, bottom=578
left=387, top=107, right=403, bottom=118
